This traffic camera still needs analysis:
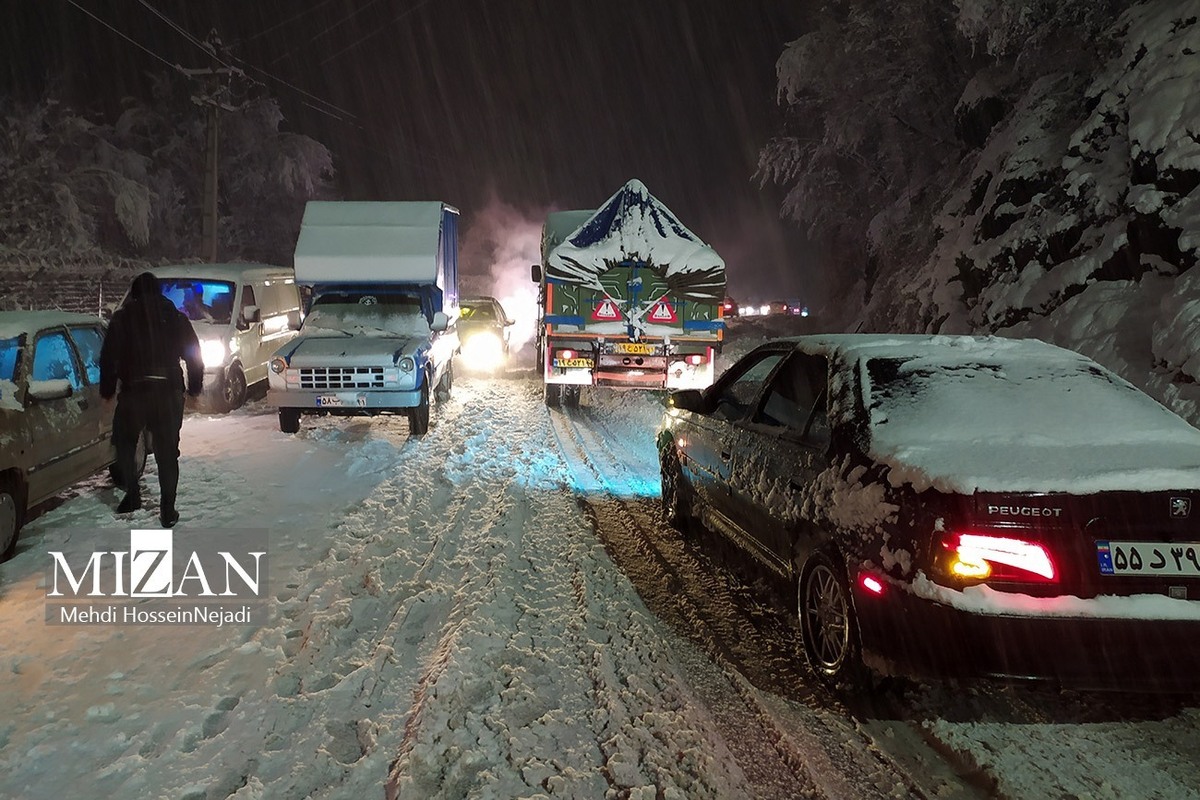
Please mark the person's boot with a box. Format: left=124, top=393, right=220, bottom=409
left=160, top=506, right=179, bottom=529
left=117, top=492, right=142, bottom=514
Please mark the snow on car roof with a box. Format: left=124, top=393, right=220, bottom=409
left=152, top=263, right=292, bottom=283
left=791, top=334, right=1200, bottom=494
left=0, top=310, right=103, bottom=340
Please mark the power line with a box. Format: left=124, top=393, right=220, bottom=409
left=62, top=0, right=183, bottom=74
left=319, top=0, right=438, bottom=67
left=241, top=0, right=344, bottom=45
left=134, top=0, right=359, bottom=126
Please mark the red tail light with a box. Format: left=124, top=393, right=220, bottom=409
left=685, top=353, right=707, bottom=366
left=936, top=532, right=1058, bottom=584
left=557, top=349, right=576, bottom=360
left=859, top=573, right=885, bottom=595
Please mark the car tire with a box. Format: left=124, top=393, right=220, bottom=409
left=0, top=475, right=22, bottom=561
left=659, top=445, right=693, bottom=533
left=108, top=431, right=149, bottom=487
left=279, top=409, right=301, bottom=434
left=219, top=365, right=248, bottom=412
left=435, top=363, right=453, bottom=403
left=798, top=550, right=867, bottom=690
left=544, top=383, right=561, bottom=408
left=410, top=381, right=431, bottom=436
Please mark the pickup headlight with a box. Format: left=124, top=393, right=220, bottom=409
left=270, top=357, right=287, bottom=374
left=200, top=339, right=227, bottom=368
left=399, top=356, right=415, bottom=373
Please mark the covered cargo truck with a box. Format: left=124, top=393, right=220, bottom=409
left=267, top=201, right=460, bottom=435
left=531, top=179, right=726, bottom=406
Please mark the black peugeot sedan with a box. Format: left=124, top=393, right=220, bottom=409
left=658, top=334, right=1200, bottom=691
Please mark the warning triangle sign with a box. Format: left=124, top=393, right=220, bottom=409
left=647, top=300, right=677, bottom=323
left=592, top=299, right=622, bottom=321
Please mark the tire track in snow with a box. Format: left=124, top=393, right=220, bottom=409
left=551, top=404, right=919, bottom=798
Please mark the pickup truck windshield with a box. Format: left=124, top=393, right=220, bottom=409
left=305, top=293, right=431, bottom=337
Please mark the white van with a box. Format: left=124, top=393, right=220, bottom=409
left=149, top=263, right=302, bottom=411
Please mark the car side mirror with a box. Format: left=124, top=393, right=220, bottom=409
left=504, top=317, right=516, bottom=327
left=431, top=311, right=450, bottom=333
left=530, top=264, right=542, bottom=283
left=664, top=389, right=703, bottom=412
left=28, top=379, right=73, bottom=402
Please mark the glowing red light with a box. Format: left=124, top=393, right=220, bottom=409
left=559, top=349, right=576, bottom=360
left=859, top=574, right=885, bottom=595
left=685, top=354, right=706, bottom=366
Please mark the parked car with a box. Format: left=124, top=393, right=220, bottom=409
left=658, top=334, right=1200, bottom=691
left=721, top=297, right=739, bottom=318
left=0, top=311, right=146, bottom=559
left=456, top=296, right=515, bottom=373
left=147, top=264, right=302, bottom=412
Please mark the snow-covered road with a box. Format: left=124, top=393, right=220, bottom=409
left=2, top=364, right=1200, bottom=799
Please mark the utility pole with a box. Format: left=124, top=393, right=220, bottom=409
left=181, top=30, right=247, bottom=263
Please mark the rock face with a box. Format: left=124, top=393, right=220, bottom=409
left=865, top=1, right=1200, bottom=421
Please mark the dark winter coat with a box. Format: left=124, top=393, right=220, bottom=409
left=99, top=272, right=204, bottom=399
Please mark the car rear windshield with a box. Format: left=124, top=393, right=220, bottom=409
left=864, top=355, right=1191, bottom=447
left=0, top=336, right=19, bottom=381
left=160, top=279, right=236, bottom=324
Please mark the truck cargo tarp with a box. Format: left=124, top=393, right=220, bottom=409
left=545, top=180, right=726, bottom=302
left=294, top=201, right=445, bottom=284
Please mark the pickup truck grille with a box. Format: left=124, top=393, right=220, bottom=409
left=299, top=367, right=385, bottom=390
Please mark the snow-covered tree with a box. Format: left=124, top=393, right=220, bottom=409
left=0, top=77, right=334, bottom=266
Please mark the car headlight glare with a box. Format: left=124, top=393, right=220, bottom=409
left=200, top=339, right=227, bottom=368
left=460, top=332, right=505, bottom=372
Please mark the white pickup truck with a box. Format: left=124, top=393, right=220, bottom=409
left=267, top=201, right=460, bottom=435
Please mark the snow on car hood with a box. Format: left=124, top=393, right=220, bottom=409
left=281, top=333, right=425, bottom=367
left=859, top=342, right=1200, bottom=494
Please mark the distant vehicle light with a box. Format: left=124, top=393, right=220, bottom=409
left=800, top=309, right=810, bottom=317
left=460, top=332, right=506, bottom=372
left=759, top=304, right=771, bottom=315
left=938, top=532, right=1058, bottom=583
left=200, top=339, right=226, bottom=368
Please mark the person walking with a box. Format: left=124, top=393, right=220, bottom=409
left=100, top=271, right=204, bottom=528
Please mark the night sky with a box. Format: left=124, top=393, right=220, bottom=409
left=3, top=0, right=816, bottom=302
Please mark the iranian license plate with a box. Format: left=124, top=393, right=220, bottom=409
left=316, top=394, right=368, bottom=408
left=1096, top=540, right=1200, bottom=576
left=614, top=342, right=655, bottom=355
left=554, top=358, right=594, bottom=369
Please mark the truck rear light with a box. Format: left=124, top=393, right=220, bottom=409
left=558, top=349, right=577, bottom=360
left=684, top=353, right=706, bottom=366
left=936, top=532, right=1058, bottom=584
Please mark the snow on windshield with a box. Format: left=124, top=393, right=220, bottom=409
left=864, top=351, right=1200, bottom=493
left=304, top=294, right=431, bottom=337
